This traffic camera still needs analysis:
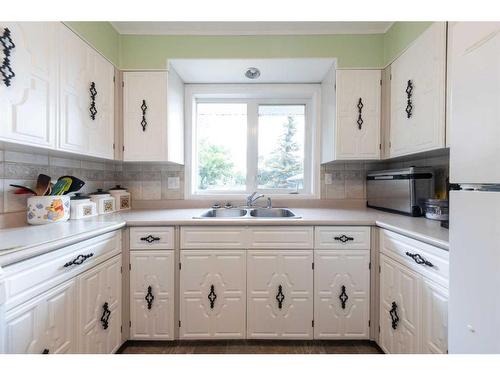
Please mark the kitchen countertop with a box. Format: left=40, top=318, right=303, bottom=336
left=0, top=207, right=449, bottom=266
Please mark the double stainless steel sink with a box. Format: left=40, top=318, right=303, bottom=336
left=196, top=208, right=300, bottom=219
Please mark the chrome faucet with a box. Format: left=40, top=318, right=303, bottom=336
left=246, top=192, right=265, bottom=207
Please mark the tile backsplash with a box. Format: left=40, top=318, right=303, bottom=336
left=0, top=146, right=449, bottom=214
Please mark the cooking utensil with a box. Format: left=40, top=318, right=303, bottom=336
left=58, top=175, right=85, bottom=195
left=35, top=174, right=51, bottom=196
left=9, top=184, right=36, bottom=195
left=51, top=179, right=72, bottom=196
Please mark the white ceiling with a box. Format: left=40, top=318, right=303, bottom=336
left=111, top=22, right=393, bottom=35
left=169, top=58, right=336, bottom=84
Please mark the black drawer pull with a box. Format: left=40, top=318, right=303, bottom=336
left=1, top=28, right=16, bottom=87
left=405, top=252, right=434, bottom=267
left=357, top=97, right=364, bottom=129
left=208, top=285, right=217, bottom=309
left=89, top=81, right=97, bottom=120
left=140, top=235, right=160, bottom=243
left=101, top=302, right=111, bottom=330
left=145, top=286, right=154, bottom=310
left=42, top=349, right=49, bottom=354
left=141, top=100, right=148, bottom=131
left=63, top=253, right=94, bottom=267
left=276, top=285, right=285, bottom=309
left=405, top=80, right=413, bottom=118
left=339, top=285, right=348, bottom=309
left=390, top=301, right=399, bottom=330
left=334, top=235, right=354, bottom=243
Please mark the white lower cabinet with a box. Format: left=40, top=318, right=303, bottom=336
left=130, top=251, right=175, bottom=340
left=3, top=279, right=75, bottom=354
left=246, top=250, right=313, bottom=339
left=77, top=254, right=122, bottom=354
left=179, top=250, right=246, bottom=339
left=314, top=250, right=370, bottom=339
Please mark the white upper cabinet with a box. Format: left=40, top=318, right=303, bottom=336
left=335, top=69, right=381, bottom=160
left=59, top=24, right=115, bottom=159
left=389, top=22, right=446, bottom=158
left=0, top=22, right=58, bottom=149
left=123, top=67, right=184, bottom=163
left=321, top=67, right=381, bottom=162
left=448, top=22, right=500, bottom=184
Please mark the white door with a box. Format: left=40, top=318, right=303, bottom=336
left=87, top=49, right=115, bottom=159
left=314, top=250, right=370, bottom=339
left=0, top=22, right=57, bottom=148
left=379, top=254, right=420, bottom=354
left=58, top=24, right=91, bottom=154
left=449, top=190, right=500, bottom=353
left=123, top=71, right=167, bottom=161
left=336, top=69, right=381, bottom=160
left=77, top=255, right=122, bottom=354
left=130, top=251, right=175, bottom=340
left=448, top=22, right=500, bottom=184
left=247, top=250, right=313, bottom=339
left=421, top=278, right=448, bottom=354
left=390, top=22, right=446, bottom=157
left=180, top=250, right=246, bottom=339
left=3, top=280, right=75, bottom=354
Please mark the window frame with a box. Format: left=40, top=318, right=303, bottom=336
left=185, top=84, right=321, bottom=200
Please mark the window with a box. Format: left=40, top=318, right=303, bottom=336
left=186, top=84, right=320, bottom=199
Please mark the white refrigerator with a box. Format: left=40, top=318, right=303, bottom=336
left=448, top=22, right=500, bottom=353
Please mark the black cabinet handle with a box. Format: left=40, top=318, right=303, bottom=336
left=140, top=235, right=160, bottom=243
left=208, top=284, right=217, bottom=309
left=89, top=82, right=97, bottom=120
left=1, top=28, right=16, bottom=87
left=100, top=302, right=111, bottom=330
left=42, top=349, right=49, bottom=354
left=141, top=100, right=147, bottom=131
left=405, top=252, right=434, bottom=267
left=405, top=80, right=413, bottom=118
left=334, top=235, right=354, bottom=243
left=357, top=98, right=364, bottom=129
left=145, top=286, right=154, bottom=310
left=63, top=253, right=94, bottom=268
left=276, top=285, right=285, bottom=309
left=339, top=285, right=348, bottom=309
left=390, top=301, right=399, bottom=330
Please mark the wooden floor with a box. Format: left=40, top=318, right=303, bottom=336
left=119, top=340, right=383, bottom=354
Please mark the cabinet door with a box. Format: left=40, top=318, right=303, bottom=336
left=314, top=250, right=370, bottom=339
left=3, top=280, right=75, bottom=354
left=390, top=22, right=446, bottom=157
left=448, top=22, right=500, bottom=184
left=130, top=251, right=175, bottom=340
left=87, top=49, right=114, bottom=159
left=0, top=22, right=57, bottom=148
left=58, top=24, right=91, bottom=154
left=336, top=69, right=381, bottom=159
left=379, top=254, right=420, bottom=354
left=180, top=250, right=246, bottom=339
left=422, top=278, right=448, bottom=354
left=77, top=255, right=122, bottom=354
left=247, top=250, right=313, bottom=339
left=123, top=72, right=167, bottom=161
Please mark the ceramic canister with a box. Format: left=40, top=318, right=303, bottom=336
left=108, top=185, right=131, bottom=211
left=70, top=193, right=98, bottom=220
left=89, top=189, right=116, bottom=215
left=27, top=195, right=70, bottom=225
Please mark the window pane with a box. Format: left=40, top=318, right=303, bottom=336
left=257, top=105, right=305, bottom=191
left=196, top=103, right=247, bottom=191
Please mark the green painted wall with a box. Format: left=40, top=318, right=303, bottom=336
left=119, top=34, right=384, bottom=70
left=65, top=22, right=120, bottom=66
left=383, top=22, right=433, bottom=65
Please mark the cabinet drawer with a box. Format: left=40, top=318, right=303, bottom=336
left=314, top=226, right=371, bottom=249
left=130, top=227, right=174, bottom=250
left=180, top=227, right=247, bottom=249
left=379, top=229, right=449, bottom=287
left=248, top=227, right=313, bottom=249
left=3, top=230, right=121, bottom=310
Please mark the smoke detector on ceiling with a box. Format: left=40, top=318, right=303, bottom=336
left=245, top=67, right=261, bottom=79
